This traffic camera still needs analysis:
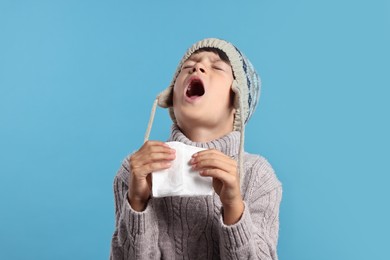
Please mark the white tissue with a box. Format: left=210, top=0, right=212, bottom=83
left=152, top=141, right=213, bottom=197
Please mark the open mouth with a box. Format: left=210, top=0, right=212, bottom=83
left=186, top=78, right=205, bottom=98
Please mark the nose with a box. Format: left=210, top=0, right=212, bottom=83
left=191, top=63, right=206, bottom=73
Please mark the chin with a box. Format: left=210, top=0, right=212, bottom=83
left=174, top=104, right=202, bottom=119
left=175, top=113, right=205, bottom=127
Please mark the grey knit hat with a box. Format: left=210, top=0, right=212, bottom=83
left=143, top=38, right=261, bottom=187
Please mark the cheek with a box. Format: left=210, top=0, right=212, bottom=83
left=172, top=82, right=180, bottom=101
left=172, top=81, right=183, bottom=106
left=172, top=73, right=187, bottom=98
left=220, top=78, right=234, bottom=98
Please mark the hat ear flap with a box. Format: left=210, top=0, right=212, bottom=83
left=157, top=85, right=174, bottom=108
left=231, top=80, right=240, bottom=109
left=232, top=80, right=242, bottom=131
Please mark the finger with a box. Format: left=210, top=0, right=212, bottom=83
left=192, top=151, right=237, bottom=171
left=142, top=142, right=175, bottom=155
left=142, top=140, right=171, bottom=148
left=131, top=151, right=175, bottom=170
left=199, top=168, right=237, bottom=185
left=131, top=145, right=176, bottom=167
left=193, top=158, right=237, bottom=174
left=192, top=156, right=236, bottom=172
left=193, top=149, right=228, bottom=156
left=132, top=161, right=172, bottom=177
left=132, top=156, right=175, bottom=171
left=145, top=150, right=176, bottom=163
left=193, top=149, right=222, bottom=157
left=193, top=150, right=236, bottom=167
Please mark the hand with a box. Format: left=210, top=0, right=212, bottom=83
left=190, top=149, right=244, bottom=224
left=128, top=141, right=176, bottom=211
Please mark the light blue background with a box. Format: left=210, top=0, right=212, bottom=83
left=1, top=0, right=389, bottom=259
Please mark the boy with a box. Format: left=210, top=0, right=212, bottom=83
left=110, top=38, right=282, bottom=259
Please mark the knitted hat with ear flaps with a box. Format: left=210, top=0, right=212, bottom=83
left=143, top=38, right=261, bottom=189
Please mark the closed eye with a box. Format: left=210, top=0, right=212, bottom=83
left=213, top=60, right=229, bottom=71
left=182, top=61, right=195, bottom=70
left=212, top=66, right=224, bottom=71
left=182, top=65, right=193, bottom=70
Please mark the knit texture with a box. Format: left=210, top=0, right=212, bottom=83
left=110, top=126, right=282, bottom=260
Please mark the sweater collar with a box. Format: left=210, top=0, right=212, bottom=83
left=167, top=125, right=240, bottom=158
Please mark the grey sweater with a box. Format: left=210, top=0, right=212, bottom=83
left=110, top=127, right=282, bottom=259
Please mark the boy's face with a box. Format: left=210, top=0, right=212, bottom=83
left=172, top=51, right=235, bottom=131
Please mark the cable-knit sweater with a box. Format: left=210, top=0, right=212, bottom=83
left=110, top=127, right=282, bottom=259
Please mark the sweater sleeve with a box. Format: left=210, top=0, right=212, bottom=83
left=218, top=157, right=282, bottom=260
left=110, top=159, right=161, bottom=260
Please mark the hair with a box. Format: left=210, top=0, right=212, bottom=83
left=193, top=47, right=231, bottom=65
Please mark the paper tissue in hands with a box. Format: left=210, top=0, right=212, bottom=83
left=152, top=141, right=213, bottom=197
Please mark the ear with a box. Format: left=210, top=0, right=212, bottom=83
left=231, top=80, right=240, bottom=109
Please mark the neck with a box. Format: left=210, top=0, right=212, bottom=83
left=177, top=123, right=233, bottom=142
left=169, top=124, right=241, bottom=158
